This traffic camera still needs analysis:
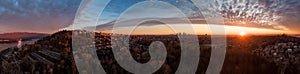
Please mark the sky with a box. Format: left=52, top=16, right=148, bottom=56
left=0, top=0, right=300, bottom=35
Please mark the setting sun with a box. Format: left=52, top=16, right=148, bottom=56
left=240, top=31, right=247, bottom=36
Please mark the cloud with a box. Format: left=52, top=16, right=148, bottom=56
left=91, top=17, right=284, bottom=32
left=1, top=0, right=300, bottom=33
left=0, top=0, right=81, bottom=33
left=94, top=0, right=299, bottom=32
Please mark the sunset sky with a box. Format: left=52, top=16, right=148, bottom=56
left=0, top=0, right=300, bottom=35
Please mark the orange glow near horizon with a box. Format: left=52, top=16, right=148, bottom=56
left=100, top=24, right=294, bottom=35
left=239, top=31, right=247, bottom=36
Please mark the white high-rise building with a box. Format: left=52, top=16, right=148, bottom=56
left=17, top=39, right=22, bottom=50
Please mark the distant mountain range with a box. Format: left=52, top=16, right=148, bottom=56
left=0, top=32, right=49, bottom=43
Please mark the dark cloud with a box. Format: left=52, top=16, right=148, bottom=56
left=92, top=17, right=283, bottom=32
left=0, top=0, right=81, bottom=33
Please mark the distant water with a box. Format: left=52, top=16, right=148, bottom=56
left=0, top=43, right=17, bottom=51
left=0, top=39, right=37, bottom=51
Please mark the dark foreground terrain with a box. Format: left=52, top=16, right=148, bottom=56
left=0, top=30, right=299, bottom=74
